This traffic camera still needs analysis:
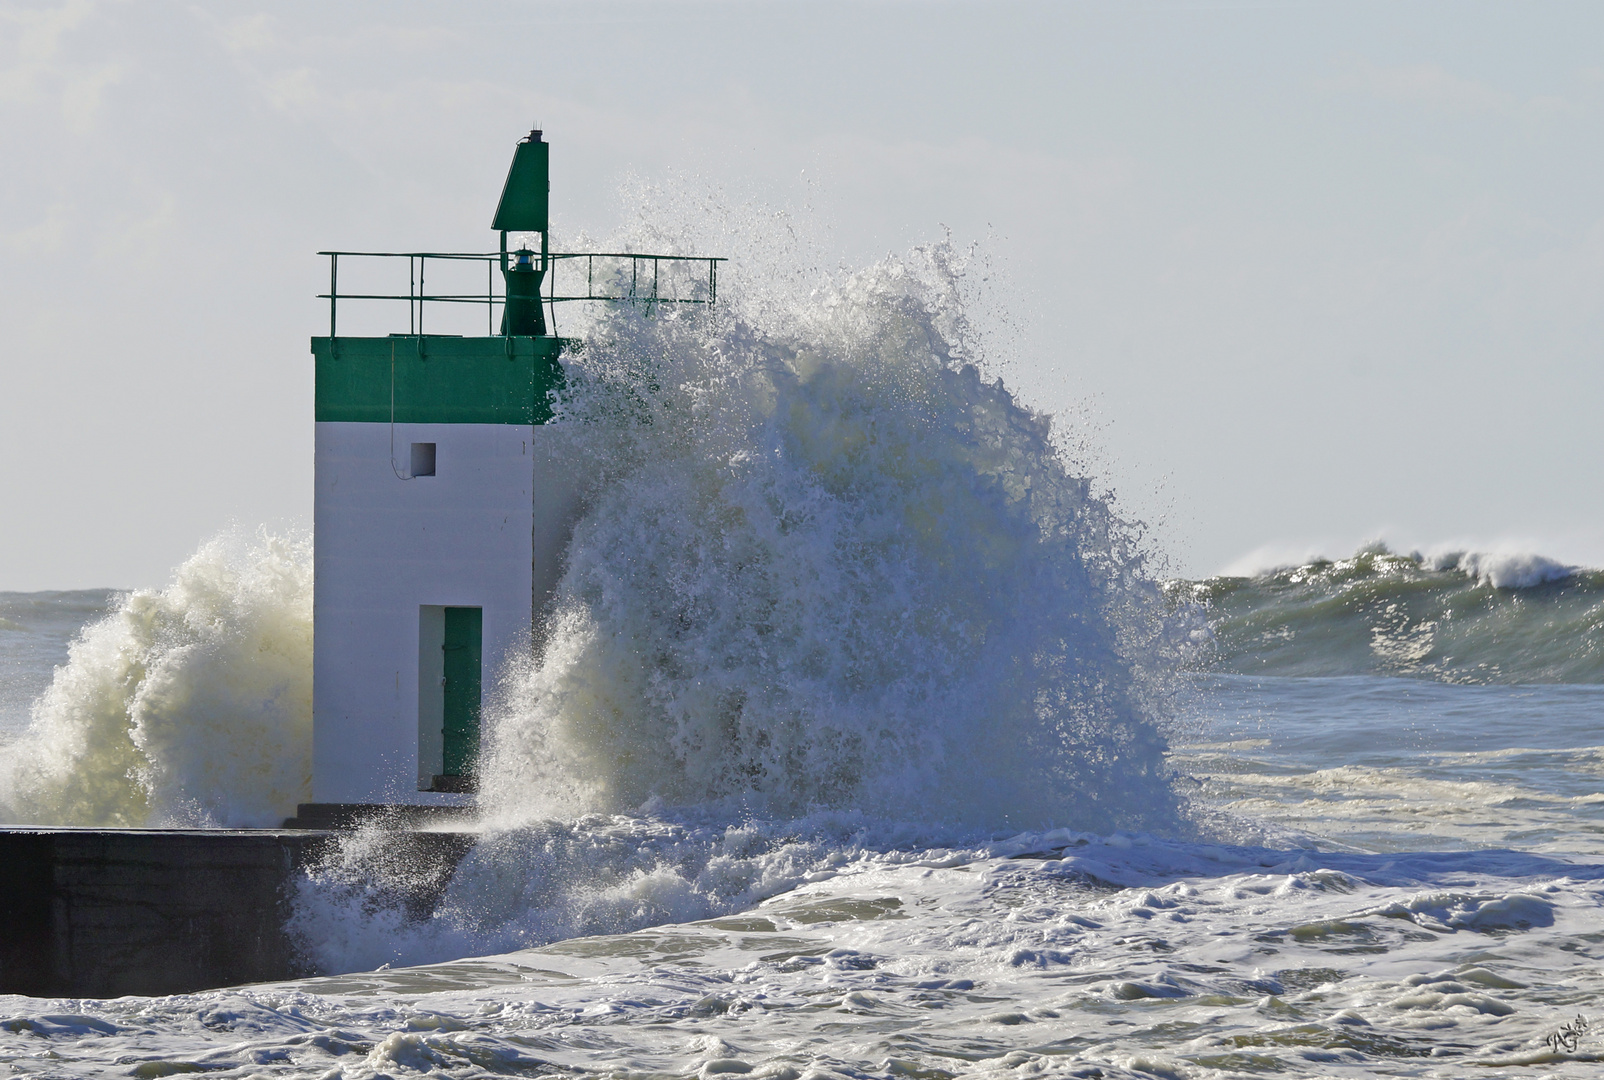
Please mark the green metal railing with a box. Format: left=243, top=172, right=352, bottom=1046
left=318, top=250, right=725, bottom=337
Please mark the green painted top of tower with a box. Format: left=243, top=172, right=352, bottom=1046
left=491, top=129, right=549, bottom=233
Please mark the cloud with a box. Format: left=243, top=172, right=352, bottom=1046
left=216, top=11, right=276, bottom=55
left=265, top=65, right=318, bottom=112
left=93, top=193, right=177, bottom=264
left=1327, top=58, right=1512, bottom=114
left=0, top=0, right=94, bottom=104
left=3, top=200, right=70, bottom=254
left=1, top=0, right=123, bottom=131
left=59, top=58, right=123, bottom=131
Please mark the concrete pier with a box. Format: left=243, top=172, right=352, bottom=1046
left=0, top=825, right=474, bottom=998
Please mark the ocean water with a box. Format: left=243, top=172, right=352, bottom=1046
left=3, top=222, right=1603, bottom=1076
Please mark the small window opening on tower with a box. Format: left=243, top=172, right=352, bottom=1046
left=410, top=442, right=436, bottom=477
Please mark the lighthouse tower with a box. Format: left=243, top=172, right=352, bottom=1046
left=299, top=132, right=721, bottom=822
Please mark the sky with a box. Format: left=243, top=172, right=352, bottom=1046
left=2, top=0, right=1602, bottom=590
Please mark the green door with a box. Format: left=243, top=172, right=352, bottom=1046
left=441, top=607, right=483, bottom=779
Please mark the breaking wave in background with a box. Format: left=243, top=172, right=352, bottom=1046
left=1184, top=544, right=1604, bottom=684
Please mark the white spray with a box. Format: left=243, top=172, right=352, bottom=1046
left=477, top=240, right=1179, bottom=834
left=0, top=530, right=312, bottom=828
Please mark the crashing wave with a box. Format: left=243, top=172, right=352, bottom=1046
left=0, top=530, right=312, bottom=828
left=1181, top=544, right=1604, bottom=684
